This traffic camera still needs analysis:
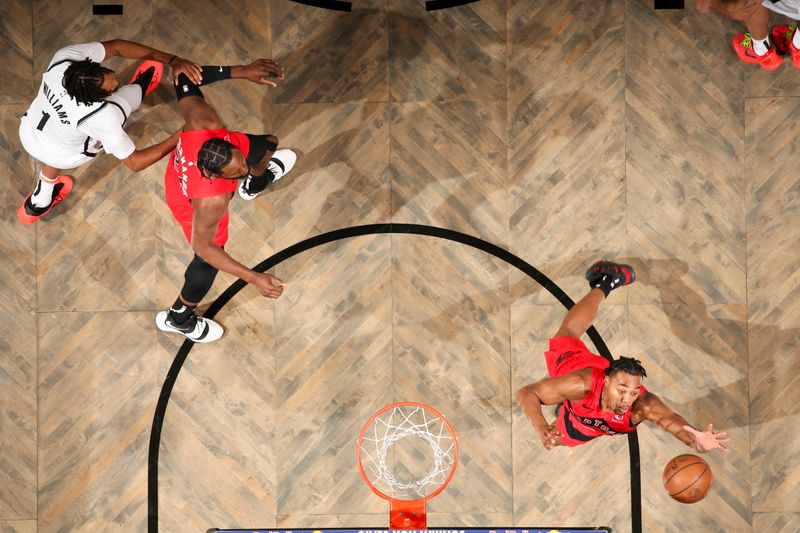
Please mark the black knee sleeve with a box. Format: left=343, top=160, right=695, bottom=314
left=175, top=73, right=204, bottom=100
left=180, top=254, right=219, bottom=302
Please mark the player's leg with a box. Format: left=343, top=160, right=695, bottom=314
left=238, top=135, right=299, bottom=201
left=719, top=1, right=782, bottom=69
left=554, top=260, right=636, bottom=338
left=156, top=254, right=224, bottom=342
left=16, top=154, right=75, bottom=224
left=554, top=289, right=605, bottom=339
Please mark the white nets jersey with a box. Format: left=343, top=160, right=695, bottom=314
left=764, top=0, right=800, bottom=18
left=22, top=42, right=135, bottom=164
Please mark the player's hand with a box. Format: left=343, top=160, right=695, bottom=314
left=684, top=424, right=730, bottom=453
left=695, top=0, right=712, bottom=12
left=538, top=422, right=563, bottom=451
left=240, top=59, right=285, bottom=87
left=170, top=56, right=202, bottom=85
left=252, top=272, right=285, bottom=298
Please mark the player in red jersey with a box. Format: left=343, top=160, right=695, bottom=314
left=157, top=58, right=296, bottom=343
left=517, top=260, right=731, bottom=452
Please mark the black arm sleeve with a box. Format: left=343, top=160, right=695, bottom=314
left=174, top=67, right=233, bottom=100
left=244, top=134, right=278, bottom=166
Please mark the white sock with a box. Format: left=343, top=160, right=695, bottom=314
left=30, top=171, right=56, bottom=208
left=793, top=26, right=800, bottom=49
left=753, top=35, right=770, bottom=56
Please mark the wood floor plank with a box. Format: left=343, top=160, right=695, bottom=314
left=745, top=95, right=800, bottom=513
left=272, top=0, right=388, bottom=104
left=753, top=512, right=800, bottom=531
left=37, top=312, right=159, bottom=532
left=0, top=103, right=38, bottom=520
left=390, top=100, right=508, bottom=245
left=626, top=0, right=746, bottom=307
left=272, top=102, right=391, bottom=248
left=508, top=0, right=626, bottom=306
left=0, top=1, right=33, bottom=105
left=388, top=0, right=506, bottom=103
left=0, top=521, right=37, bottom=533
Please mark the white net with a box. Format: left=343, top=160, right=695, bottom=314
left=359, top=403, right=457, bottom=500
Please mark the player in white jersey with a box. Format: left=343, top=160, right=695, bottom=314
left=17, top=40, right=203, bottom=224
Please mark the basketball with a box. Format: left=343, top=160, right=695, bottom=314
left=662, top=454, right=712, bottom=503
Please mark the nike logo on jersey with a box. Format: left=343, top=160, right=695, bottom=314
left=218, top=67, right=223, bottom=72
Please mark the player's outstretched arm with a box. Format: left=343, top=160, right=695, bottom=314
left=633, top=391, right=731, bottom=453
left=517, top=370, right=590, bottom=450
left=101, top=39, right=202, bottom=85
left=190, top=196, right=285, bottom=299
left=121, top=130, right=182, bottom=172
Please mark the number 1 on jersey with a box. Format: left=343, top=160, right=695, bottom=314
left=36, top=111, right=51, bottom=131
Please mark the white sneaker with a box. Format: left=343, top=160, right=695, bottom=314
left=155, top=311, right=224, bottom=343
left=238, top=148, right=297, bottom=201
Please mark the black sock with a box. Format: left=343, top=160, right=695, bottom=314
left=245, top=169, right=275, bottom=194
left=133, top=66, right=156, bottom=97
left=592, top=275, right=614, bottom=298
left=168, top=298, right=196, bottom=324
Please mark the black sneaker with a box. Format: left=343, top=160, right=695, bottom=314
left=238, top=148, right=297, bottom=201
left=585, top=260, right=636, bottom=290
left=156, top=310, right=224, bottom=343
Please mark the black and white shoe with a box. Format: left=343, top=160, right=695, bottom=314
left=155, top=311, right=224, bottom=343
left=584, top=260, right=636, bottom=295
left=238, top=148, right=297, bottom=201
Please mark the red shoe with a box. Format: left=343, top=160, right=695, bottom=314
left=732, top=33, right=782, bottom=71
left=129, top=60, right=163, bottom=97
left=584, top=260, right=636, bottom=290
left=771, top=25, right=800, bottom=68
left=17, top=175, right=74, bottom=224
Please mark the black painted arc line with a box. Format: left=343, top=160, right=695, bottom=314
left=426, top=0, right=482, bottom=11
left=288, top=0, right=352, bottom=12
left=147, top=222, right=642, bottom=532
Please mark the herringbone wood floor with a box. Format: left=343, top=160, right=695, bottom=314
left=1, top=0, right=799, bottom=532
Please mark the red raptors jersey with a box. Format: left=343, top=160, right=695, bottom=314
left=164, top=128, right=250, bottom=247
left=544, top=337, right=647, bottom=447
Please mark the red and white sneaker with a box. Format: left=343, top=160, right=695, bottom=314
left=585, top=260, right=636, bottom=292
left=129, top=60, right=163, bottom=97
left=732, top=33, right=782, bottom=71
left=17, top=175, right=74, bottom=224
left=771, top=25, right=800, bottom=68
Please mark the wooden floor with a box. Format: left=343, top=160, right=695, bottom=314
left=2, top=0, right=799, bottom=531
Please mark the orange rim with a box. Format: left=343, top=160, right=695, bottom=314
left=356, top=401, right=458, bottom=503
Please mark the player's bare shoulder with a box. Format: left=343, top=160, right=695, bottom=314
left=558, top=366, right=594, bottom=401
left=630, top=390, right=657, bottom=423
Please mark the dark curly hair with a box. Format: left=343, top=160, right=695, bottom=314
left=197, top=138, right=234, bottom=178
left=62, top=59, right=114, bottom=105
left=605, top=356, right=647, bottom=378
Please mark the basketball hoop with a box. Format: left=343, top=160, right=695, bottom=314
left=357, top=402, right=458, bottom=529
